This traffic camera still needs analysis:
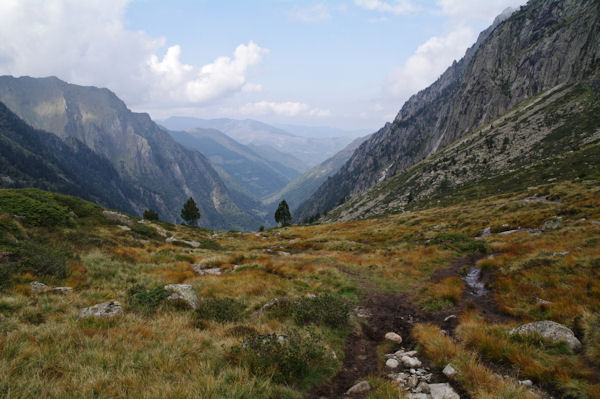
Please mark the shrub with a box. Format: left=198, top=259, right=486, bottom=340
left=143, top=209, right=159, bottom=221
left=131, top=224, right=159, bottom=238
left=270, top=294, right=350, bottom=328
left=194, top=297, right=245, bottom=323
left=0, top=191, right=69, bottom=227
left=128, top=284, right=170, bottom=314
left=231, top=329, right=333, bottom=385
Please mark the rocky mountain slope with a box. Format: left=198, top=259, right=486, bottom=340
left=0, top=101, right=143, bottom=214
left=168, top=128, right=300, bottom=200
left=265, top=134, right=371, bottom=214
left=296, top=0, right=600, bottom=222
left=161, top=116, right=353, bottom=168
left=0, top=76, right=260, bottom=230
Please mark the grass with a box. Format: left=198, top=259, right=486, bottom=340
left=0, top=179, right=599, bottom=397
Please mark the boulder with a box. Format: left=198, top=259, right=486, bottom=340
left=192, top=264, right=222, bottom=276
left=385, top=358, right=400, bottom=369
left=429, top=383, right=460, bottom=399
left=52, top=287, right=73, bottom=295
left=102, top=210, right=132, bottom=226
left=442, top=364, right=458, bottom=378
left=166, top=236, right=201, bottom=248
left=401, top=355, right=422, bottom=368
left=519, top=379, right=533, bottom=387
left=30, top=281, right=48, bottom=293
left=78, top=301, right=123, bottom=319
left=510, top=320, right=582, bottom=350
left=164, top=284, right=199, bottom=309
left=541, top=216, right=562, bottom=231
left=408, top=394, right=431, bottom=399
left=346, top=380, right=371, bottom=395
left=385, top=332, right=403, bottom=344
left=416, top=381, right=431, bottom=393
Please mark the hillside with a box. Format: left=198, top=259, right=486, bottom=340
left=160, top=116, right=353, bottom=168
left=1, top=178, right=599, bottom=398
left=0, top=102, right=145, bottom=214
left=168, top=128, right=299, bottom=200
left=296, top=0, right=600, bottom=222
left=323, top=83, right=600, bottom=222
left=0, top=76, right=260, bottom=231
left=266, top=134, right=371, bottom=214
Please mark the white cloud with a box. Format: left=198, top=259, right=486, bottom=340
left=240, top=101, right=331, bottom=117
left=291, top=4, right=331, bottom=23
left=385, top=26, right=474, bottom=100
left=437, top=0, right=526, bottom=23
left=0, top=0, right=266, bottom=106
left=355, top=0, right=417, bottom=15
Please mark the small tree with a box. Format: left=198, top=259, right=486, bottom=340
left=274, top=200, right=291, bottom=227
left=143, top=209, right=159, bottom=221
left=181, top=197, right=200, bottom=226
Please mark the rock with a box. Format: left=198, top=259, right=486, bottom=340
left=117, top=225, right=131, bottom=231
left=444, top=315, right=457, bottom=322
left=590, top=221, right=600, bottom=226
left=166, top=236, right=201, bottom=248
left=30, top=281, right=48, bottom=293
left=442, top=364, right=458, bottom=378
left=408, top=394, right=431, bottom=399
left=429, top=383, right=460, bottom=399
left=407, top=374, right=419, bottom=389
left=535, top=297, right=552, bottom=305
left=541, top=216, right=562, bottom=231
left=102, top=210, right=132, bottom=226
left=386, top=358, right=400, bottom=369
left=401, top=355, right=422, bottom=368
left=385, top=332, right=403, bottom=344
left=345, top=380, right=371, bottom=395
left=0, top=314, right=5, bottom=321
left=519, top=379, right=533, bottom=387
left=396, top=350, right=418, bottom=357
left=78, top=301, right=123, bottom=319
left=192, top=264, right=222, bottom=276
left=51, top=287, right=73, bottom=295
left=479, top=226, right=492, bottom=237
left=164, top=284, right=199, bottom=309
left=510, top=320, right=582, bottom=350
left=416, top=381, right=431, bottom=393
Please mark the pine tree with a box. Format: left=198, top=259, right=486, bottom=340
left=274, top=200, right=291, bottom=227
left=180, top=197, right=200, bottom=226
left=143, top=209, right=159, bottom=221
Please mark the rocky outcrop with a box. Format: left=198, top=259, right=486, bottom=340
left=78, top=301, right=123, bottom=319
left=30, top=281, right=48, bottom=293
left=510, top=320, right=582, bottom=350
left=102, top=210, right=132, bottom=226
left=164, top=284, right=199, bottom=309
left=296, top=0, right=600, bottom=222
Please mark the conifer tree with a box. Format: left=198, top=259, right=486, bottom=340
left=274, top=200, right=291, bottom=227
left=180, top=197, right=200, bottom=226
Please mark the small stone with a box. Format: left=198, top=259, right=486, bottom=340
left=444, top=315, right=457, bottom=322
left=346, top=380, right=371, bottom=395
left=386, top=358, right=400, bottom=369
left=443, top=364, right=458, bottom=378
left=519, top=380, right=533, bottom=387
left=51, top=287, right=73, bottom=295
left=117, top=225, right=131, bottom=231
left=30, top=281, right=48, bottom=293
left=385, top=332, right=403, bottom=344
left=407, top=374, right=419, bottom=389
left=541, top=216, right=562, bottom=231
left=416, top=381, right=431, bottom=393
left=429, top=383, right=460, bottom=399
left=164, top=284, right=199, bottom=309
left=402, top=356, right=422, bottom=368
left=78, top=301, right=123, bottom=319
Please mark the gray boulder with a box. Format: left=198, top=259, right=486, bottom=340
left=510, top=320, right=582, bottom=350
left=78, top=301, right=123, bottom=319
left=541, top=216, right=562, bottom=231
left=102, top=210, right=132, bottom=226
left=30, top=281, right=48, bottom=293
left=346, top=380, right=371, bottom=395
left=192, top=264, right=222, bottom=276
left=164, top=284, right=199, bottom=309
left=442, top=364, right=458, bottom=378
left=385, top=331, right=403, bottom=343
left=429, top=383, right=460, bottom=399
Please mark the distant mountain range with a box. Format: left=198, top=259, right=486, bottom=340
left=296, top=0, right=600, bottom=223
left=0, top=76, right=261, bottom=230
left=160, top=117, right=353, bottom=168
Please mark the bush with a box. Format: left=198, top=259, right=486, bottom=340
left=194, top=297, right=245, bottom=323
left=270, top=294, right=350, bottom=328
left=0, top=191, right=69, bottom=227
left=128, top=284, right=170, bottom=314
left=231, top=329, right=333, bottom=385
left=143, top=209, right=159, bottom=221
left=131, top=224, right=159, bottom=238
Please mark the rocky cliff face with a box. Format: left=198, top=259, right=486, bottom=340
left=0, top=76, right=260, bottom=230
left=296, top=0, right=600, bottom=222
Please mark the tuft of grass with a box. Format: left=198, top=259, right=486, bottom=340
left=269, top=294, right=350, bottom=328
left=422, top=276, right=465, bottom=311
left=430, top=233, right=487, bottom=254
left=128, top=284, right=170, bottom=314
left=194, top=297, right=246, bottom=324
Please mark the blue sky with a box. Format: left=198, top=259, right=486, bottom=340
left=0, top=0, right=526, bottom=132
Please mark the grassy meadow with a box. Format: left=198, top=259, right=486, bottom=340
left=0, top=179, right=599, bottom=398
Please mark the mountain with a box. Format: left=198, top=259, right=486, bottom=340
left=265, top=134, right=371, bottom=213
left=272, top=123, right=370, bottom=139
left=296, top=0, right=600, bottom=222
left=160, top=116, right=353, bottom=168
left=167, top=128, right=300, bottom=200
left=0, top=101, right=143, bottom=213
left=0, top=76, right=260, bottom=231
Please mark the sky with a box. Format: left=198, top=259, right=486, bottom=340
left=0, top=0, right=527, bottom=133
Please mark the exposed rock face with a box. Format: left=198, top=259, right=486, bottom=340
left=164, top=284, right=199, bottom=309
left=0, top=76, right=260, bottom=230
left=296, top=0, right=600, bottom=222
left=510, top=320, right=582, bottom=350
left=78, top=301, right=123, bottom=319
